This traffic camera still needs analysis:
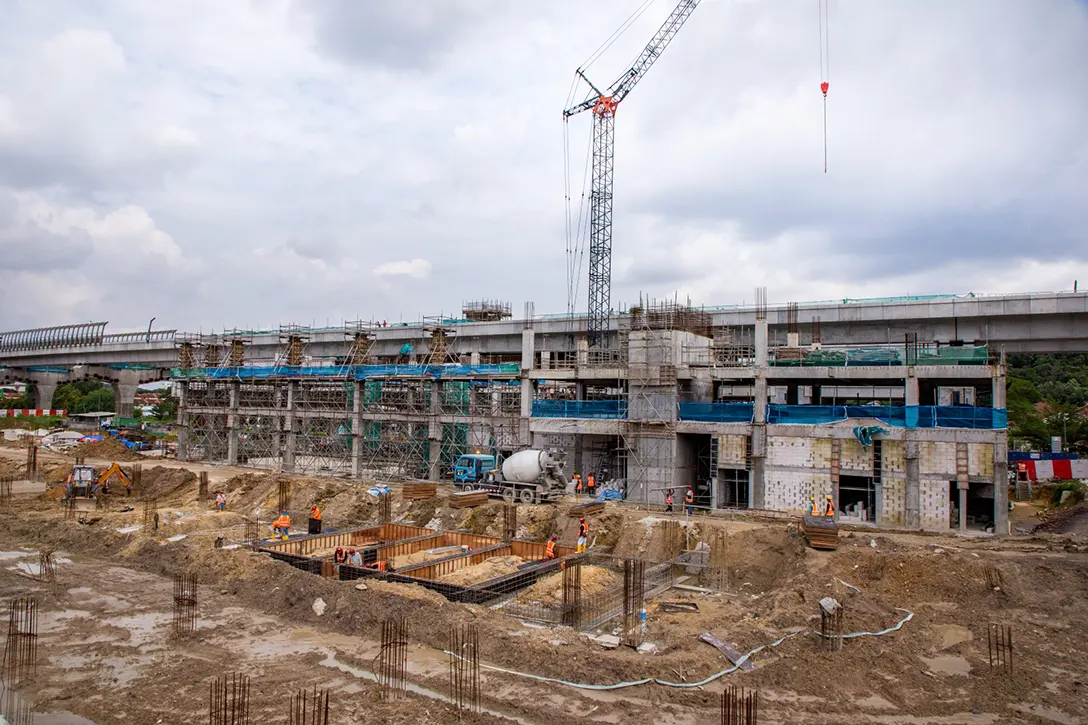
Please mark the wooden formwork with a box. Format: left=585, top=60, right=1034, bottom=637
left=260, top=523, right=434, bottom=557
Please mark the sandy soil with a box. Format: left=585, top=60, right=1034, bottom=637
left=1, top=449, right=1087, bottom=724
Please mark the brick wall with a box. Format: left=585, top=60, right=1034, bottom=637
left=718, top=434, right=747, bottom=466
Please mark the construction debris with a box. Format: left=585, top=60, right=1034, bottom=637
left=449, top=491, right=489, bottom=509
left=699, top=632, right=756, bottom=672
left=802, top=515, right=839, bottom=550
left=659, top=601, right=699, bottom=613
left=402, top=482, right=437, bottom=500
left=568, top=502, right=604, bottom=517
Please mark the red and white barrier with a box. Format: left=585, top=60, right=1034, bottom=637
left=0, top=409, right=67, bottom=418
left=1017, top=459, right=1088, bottom=481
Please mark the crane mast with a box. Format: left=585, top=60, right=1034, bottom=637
left=564, top=0, right=701, bottom=348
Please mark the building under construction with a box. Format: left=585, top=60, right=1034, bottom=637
left=176, top=297, right=1009, bottom=534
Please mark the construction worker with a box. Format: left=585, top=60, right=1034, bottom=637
left=270, top=511, right=291, bottom=540
left=574, top=473, right=583, bottom=498
left=576, top=517, right=588, bottom=554
left=809, top=496, right=821, bottom=516
left=348, top=548, right=362, bottom=567
left=544, top=535, right=558, bottom=560
left=586, top=473, right=596, bottom=499
left=333, top=547, right=346, bottom=564
left=215, top=491, right=226, bottom=512
left=366, top=560, right=392, bottom=572
left=309, top=504, right=322, bottom=535
left=665, top=489, right=674, bottom=513
left=685, top=486, right=694, bottom=516
left=824, top=495, right=835, bottom=517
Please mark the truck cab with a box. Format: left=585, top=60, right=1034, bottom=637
left=453, top=454, right=498, bottom=484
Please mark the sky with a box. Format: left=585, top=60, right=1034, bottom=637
left=0, top=0, right=1086, bottom=334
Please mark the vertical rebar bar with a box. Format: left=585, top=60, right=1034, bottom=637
left=378, top=617, right=408, bottom=700
left=721, top=686, right=758, bottom=725
left=38, top=549, right=56, bottom=583
left=199, top=471, right=209, bottom=502
left=448, top=624, right=480, bottom=717
left=209, top=673, right=250, bottom=725
left=561, top=561, right=582, bottom=629
left=278, top=480, right=291, bottom=513
left=0, top=682, right=33, bottom=725
left=173, top=573, right=198, bottom=636
left=143, top=498, right=157, bottom=528
left=502, top=504, right=517, bottom=542
left=378, top=494, right=391, bottom=525
left=820, top=604, right=844, bottom=653
left=987, top=623, right=1013, bottom=674
left=0, top=476, right=12, bottom=506
left=289, top=686, right=330, bottom=725
left=244, top=518, right=259, bottom=549
left=622, top=558, right=645, bottom=647
left=2, top=597, right=38, bottom=684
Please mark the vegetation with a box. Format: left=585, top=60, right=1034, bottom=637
left=51, top=380, right=116, bottom=415
left=1007, top=354, right=1088, bottom=452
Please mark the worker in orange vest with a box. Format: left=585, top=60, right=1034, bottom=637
left=685, top=487, right=694, bottom=516
left=824, top=495, right=835, bottom=517
left=270, top=511, right=291, bottom=540
left=544, top=535, right=558, bottom=560
left=333, top=547, right=346, bottom=564
left=665, top=489, right=674, bottom=513
left=576, top=517, right=589, bottom=553
left=809, top=496, right=821, bottom=516
left=309, top=503, right=322, bottom=535
left=573, top=474, right=583, bottom=497
left=586, top=474, right=596, bottom=498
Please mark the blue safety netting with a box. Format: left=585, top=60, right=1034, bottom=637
left=766, top=405, right=1006, bottom=430
left=172, top=364, right=521, bottom=380
left=677, top=402, right=754, bottom=423
left=531, top=400, right=627, bottom=419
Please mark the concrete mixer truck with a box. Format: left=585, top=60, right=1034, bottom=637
left=452, top=448, right=570, bottom=504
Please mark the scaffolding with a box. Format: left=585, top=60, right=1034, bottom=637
left=462, top=300, right=512, bottom=322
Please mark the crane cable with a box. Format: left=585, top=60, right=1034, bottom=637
left=819, top=0, right=830, bottom=173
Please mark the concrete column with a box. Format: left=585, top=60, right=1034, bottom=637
left=904, top=438, right=920, bottom=528
left=521, top=329, right=535, bottom=371
left=283, top=381, right=297, bottom=472
left=427, top=382, right=442, bottom=481
left=905, top=372, right=920, bottom=428
left=754, top=320, right=768, bottom=368
left=29, top=372, right=66, bottom=411
left=470, top=351, right=481, bottom=366
left=993, top=434, right=1009, bottom=536
left=992, top=364, right=1007, bottom=409
left=351, top=381, right=363, bottom=478
left=177, top=381, right=190, bottom=461
left=109, top=370, right=143, bottom=418
left=956, top=442, right=968, bottom=532
left=227, top=380, right=240, bottom=465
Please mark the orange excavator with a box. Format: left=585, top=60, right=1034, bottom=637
left=65, top=462, right=133, bottom=500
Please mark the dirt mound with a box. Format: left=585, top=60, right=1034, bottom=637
left=439, top=555, right=525, bottom=585
left=516, top=564, right=621, bottom=605
left=0, top=458, right=18, bottom=477
left=70, top=437, right=145, bottom=461
left=138, top=466, right=197, bottom=501
left=43, top=463, right=71, bottom=484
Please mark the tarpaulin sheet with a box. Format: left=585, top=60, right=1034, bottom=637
left=531, top=400, right=627, bottom=419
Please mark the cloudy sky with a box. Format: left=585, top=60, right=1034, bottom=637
left=1, top=0, right=1085, bottom=334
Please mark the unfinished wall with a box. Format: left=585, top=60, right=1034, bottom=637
left=919, top=479, right=951, bottom=530
left=839, top=438, right=872, bottom=474
left=879, top=440, right=907, bottom=526
left=764, top=436, right=832, bottom=512
left=917, top=441, right=956, bottom=531
left=968, top=443, right=994, bottom=478
left=718, top=434, right=747, bottom=467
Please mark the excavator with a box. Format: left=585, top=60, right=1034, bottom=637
left=64, top=462, right=133, bottom=504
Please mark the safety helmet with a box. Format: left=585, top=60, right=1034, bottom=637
left=348, top=548, right=355, bottom=554
left=826, top=495, right=833, bottom=499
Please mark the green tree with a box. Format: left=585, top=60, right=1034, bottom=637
left=75, top=389, right=115, bottom=414
left=151, top=394, right=179, bottom=422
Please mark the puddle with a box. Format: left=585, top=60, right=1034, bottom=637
left=320, top=651, right=537, bottom=725
left=921, top=655, right=972, bottom=676
left=33, top=712, right=97, bottom=725
left=856, top=694, right=898, bottom=710
left=1009, top=703, right=1081, bottom=725
left=101, top=613, right=170, bottom=646
left=934, top=624, right=973, bottom=650
left=0, top=550, right=34, bottom=561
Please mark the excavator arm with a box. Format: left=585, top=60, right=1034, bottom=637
left=96, top=463, right=132, bottom=493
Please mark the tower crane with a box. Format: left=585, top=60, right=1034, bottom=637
left=564, top=0, right=701, bottom=348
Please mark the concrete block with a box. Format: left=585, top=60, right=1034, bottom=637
left=919, top=478, right=952, bottom=530
left=920, top=442, right=957, bottom=477
left=880, top=477, right=906, bottom=525
left=881, top=440, right=906, bottom=474
left=718, top=434, right=747, bottom=466
left=840, top=438, right=871, bottom=471
left=968, top=443, right=994, bottom=477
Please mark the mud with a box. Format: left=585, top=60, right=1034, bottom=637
left=0, top=446, right=1086, bottom=724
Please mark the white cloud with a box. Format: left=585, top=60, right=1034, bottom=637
left=0, top=0, right=1083, bottom=333
left=374, top=259, right=433, bottom=280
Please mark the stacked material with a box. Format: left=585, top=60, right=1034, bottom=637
left=568, top=502, right=604, bottom=517
left=402, top=482, right=437, bottom=500
left=449, top=490, right=488, bottom=509
left=802, top=514, right=839, bottom=550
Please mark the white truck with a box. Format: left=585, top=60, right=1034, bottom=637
left=453, top=448, right=570, bottom=504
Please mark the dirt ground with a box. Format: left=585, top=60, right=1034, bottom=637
left=1, top=446, right=1087, bottom=724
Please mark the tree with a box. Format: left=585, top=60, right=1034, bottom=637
left=152, top=394, right=179, bottom=422
left=75, top=389, right=115, bottom=414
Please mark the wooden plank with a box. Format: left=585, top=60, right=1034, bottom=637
left=449, top=491, right=489, bottom=509
left=699, top=632, right=757, bottom=672
left=568, top=502, right=604, bottom=517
